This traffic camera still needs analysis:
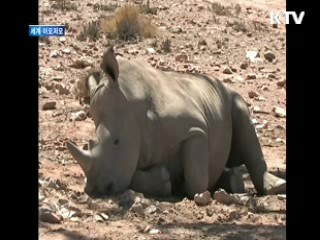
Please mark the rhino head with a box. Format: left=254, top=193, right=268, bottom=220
left=67, top=47, right=141, bottom=198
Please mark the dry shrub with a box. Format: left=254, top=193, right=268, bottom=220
left=77, top=21, right=101, bottom=42
left=102, top=4, right=158, bottom=41
left=50, top=0, right=78, bottom=11
left=211, top=2, right=232, bottom=16
left=74, top=69, right=101, bottom=104
left=141, top=0, right=157, bottom=15
left=93, top=3, right=118, bottom=12
left=161, top=38, right=171, bottom=52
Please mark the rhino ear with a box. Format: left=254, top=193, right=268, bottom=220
left=66, top=141, right=92, bottom=173
left=100, top=46, right=119, bottom=83
left=87, top=74, right=100, bottom=96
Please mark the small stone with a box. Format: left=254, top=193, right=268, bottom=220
left=94, top=214, right=104, bottom=222
left=54, top=63, right=64, bottom=71
left=248, top=91, right=259, bottom=98
left=256, top=96, right=266, bottom=101
left=149, top=229, right=160, bottom=234
left=251, top=118, right=258, bottom=125
left=50, top=50, right=59, bottom=58
left=231, top=67, right=237, bottom=72
left=175, top=54, right=188, bottom=63
left=45, top=178, right=65, bottom=190
left=63, top=48, right=71, bottom=54
left=268, top=73, right=276, bottom=79
left=39, top=211, right=61, bottom=224
left=277, top=79, right=286, bottom=87
left=198, top=39, right=207, bottom=46
left=273, top=106, right=286, bottom=118
left=147, top=48, right=156, bottom=54
left=200, top=46, right=206, bottom=51
left=235, top=76, right=244, bottom=83
left=246, top=73, right=256, bottom=80
left=264, top=51, right=276, bottom=62
left=58, top=198, right=68, bottom=205
left=255, top=124, right=265, bottom=131
left=213, top=189, right=234, bottom=205
left=52, top=76, right=63, bottom=82
left=194, top=191, right=212, bottom=206
left=223, top=67, right=233, bottom=74
left=276, top=138, right=285, bottom=144
left=206, top=208, right=214, bottom=216
left=143, top=225, right=152, bottom=233
left=223, top=78, right=232, bottom=83
left=272, top=23, right=278, bottom=28
left=246, top=51, right=260, bottom=62
left=260, top=68, right=276, bottom=73
left=59, top=37, right=66, bottom=42
left=213, top=66, right=220, bottom=71
left=42, top=101, right=56, bottom=110
left=277, top=194, right=286, bottom=200
left=172, top=27, right=183, bottom=33
left=69, top=58, right=93, bottom=69
left=202, top=226, right=209, bottom=231
left=70, top=111, right=87, bottom=121
left=128, top=49, right=138, bottom=55
left=130, top=202, right=144, bottom=215
left=240, top=61, right=249, bottom=69
left=253, top=106, right=261, bottom=113
left=70, top=217, right=81, bottom=222
left=55, top=83, right=70, bottom=95
left=99, top=213, right=109, bottom=221
left=144, top=205, right=157, bottom=215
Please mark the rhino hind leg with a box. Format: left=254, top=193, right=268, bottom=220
left=229, top=93, right=286, bottom=195
left=130, top=166, right=172, bottom=197
left=183, top=132, right=209, bottom=198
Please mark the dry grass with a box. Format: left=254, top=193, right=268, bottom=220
left=211, top=2, right=233, bottom=16
left=251, top=20, right=268, bottom=32
left=234, top=4, right=242, bottom=16
left=101, top=4, right=158, bottom=41
left=161, top=38, right=171, bottom=52
left=231, top=20, right=247, bottom=32
left=77, top=21, right=101, bottom=42
left=211, top=2, right=242, bottom=18
left=93, top=3, right=118, bottom=12
left=50, top=0, right=78, bottom=11
left=141, top=0, right=158, bottom=15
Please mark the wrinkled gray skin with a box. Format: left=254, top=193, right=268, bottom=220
left=67, top=47, right=286, bottom=199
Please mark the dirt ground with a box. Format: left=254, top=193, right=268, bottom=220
left=39, top=0, right=286, bottom=239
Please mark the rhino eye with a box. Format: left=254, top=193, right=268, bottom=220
left=113, top=139, right=119, bottom=145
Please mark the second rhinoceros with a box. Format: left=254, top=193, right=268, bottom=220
left=67, top=47, right=286, bottom=199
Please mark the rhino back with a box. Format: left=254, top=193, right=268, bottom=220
left=117, top=58, right=233, bottom=184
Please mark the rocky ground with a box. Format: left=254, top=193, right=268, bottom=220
left=39, top=0, right=286, bottom=239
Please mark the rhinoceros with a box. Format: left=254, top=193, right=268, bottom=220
left=67, top=47, right=286, bottom=199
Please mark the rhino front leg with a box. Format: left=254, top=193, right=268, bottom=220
left=183, top=131, right=209, bottom=198
left=216, top=167, right=245, bottom=194
left=130, top=166, right=172, bottom=197
left=230, top=93, right=286, bottom=195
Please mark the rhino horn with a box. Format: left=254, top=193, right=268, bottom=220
left=66, top=141, right=92, bottom=173
left=100, top=46, right=119, bottom=82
